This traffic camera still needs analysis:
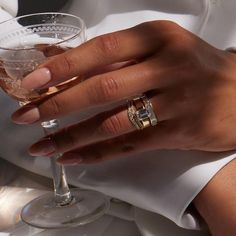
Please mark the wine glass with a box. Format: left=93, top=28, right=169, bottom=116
left=0, top=13, right=109, bottom=229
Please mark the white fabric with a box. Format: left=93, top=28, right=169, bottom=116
left=0, top=0, right=17, bottom=18
left=0, top=0, right=17, bottom=22
left=62, top=0, right=210, bottom=37
left=0, top=0, right=236, bottom=235
left=201, top=0, right=236, bottom=49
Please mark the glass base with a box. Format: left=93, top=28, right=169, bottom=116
left=21, top=188, right=110, bottom=229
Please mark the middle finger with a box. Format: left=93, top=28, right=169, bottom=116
left=12, top=57, right=170, bottom=124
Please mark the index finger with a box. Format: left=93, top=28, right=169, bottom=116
left=21, top=21, right=178, bottom=90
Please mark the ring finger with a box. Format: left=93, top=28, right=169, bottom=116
left=28, top=94, right=168, bottom=157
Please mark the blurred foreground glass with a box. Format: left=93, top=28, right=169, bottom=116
left=0, top=13, right=109, bottom=229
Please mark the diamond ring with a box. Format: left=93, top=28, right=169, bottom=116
left=127, top=94, right=158, bottom=130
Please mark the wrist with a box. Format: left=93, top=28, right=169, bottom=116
left=193, top=158, right=236, bottom=236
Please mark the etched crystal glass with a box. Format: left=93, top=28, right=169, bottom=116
left=0, top=13, right=109, bottom=229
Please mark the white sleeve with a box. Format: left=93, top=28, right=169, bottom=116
left=0, top=0, right=18, bottom=21
left=65, top=151, right=236, bottom=231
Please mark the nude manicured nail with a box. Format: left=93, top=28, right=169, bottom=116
left=22, top=67, right=51, bottom=90
left=57, top=153, right=83, bottom=165
left=12, top=106, right=40, bottom=124
left=29, top=138, right=56, bottom=157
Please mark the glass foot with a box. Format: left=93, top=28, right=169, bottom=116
left=21, top=188, right=110, bottom=229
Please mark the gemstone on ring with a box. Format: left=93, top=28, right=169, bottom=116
left=127, top=94, right=158, bottom=130
left=136, top=107, right=150, bottom=120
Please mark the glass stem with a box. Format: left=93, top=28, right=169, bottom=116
left=41, top=119, right=72, bottom=206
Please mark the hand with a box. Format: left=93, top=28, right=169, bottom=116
left=11, top=20, right=236, bottom=164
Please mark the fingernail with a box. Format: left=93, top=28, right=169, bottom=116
left=57, top=153, right=83, bottom=165
left=22, top=67, right=51, bottom=90
left=29, top=138, right=56, bottom=157
left=11, top=105, right=40, bottom=124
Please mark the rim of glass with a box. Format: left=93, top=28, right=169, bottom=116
left=0, top=12, right=86, bottom=51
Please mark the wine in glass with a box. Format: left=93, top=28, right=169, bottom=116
left=0, top=13, right=109, bottom=229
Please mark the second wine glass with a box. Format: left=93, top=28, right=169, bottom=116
left=0, top=12, right=109, bottom=229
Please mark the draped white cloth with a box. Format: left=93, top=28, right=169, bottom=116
left=0, top=0, right=236, bottom=235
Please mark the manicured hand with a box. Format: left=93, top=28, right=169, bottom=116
left=11, top=20, right=236, bottom=164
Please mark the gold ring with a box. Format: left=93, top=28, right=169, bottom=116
left=127, top=94, right=158, bottom=130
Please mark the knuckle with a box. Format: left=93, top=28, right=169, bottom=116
left=99, top=76, right=120, bottom=101
left=154, top=21, right=188, bottom=46
left=44, top=96, right=63, bottom=117
left=94, top=33, right=121, bottom=59
left=134, top=20, right=181, bottom=47
left=56, top=54, right=76, bottom=75
left=155, top=20, right=179, bottom=31
left=98, top=114, right=124, bottom=137
left=138, top=20, right=179, bottom=32
left=154, top=21, right=181, bottom=37
left=88, top=75, right=120, bottom=104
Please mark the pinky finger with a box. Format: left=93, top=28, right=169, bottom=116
left=57, top=135, right=143, bottom=165
left=57, top=120, right=174, bottom=165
